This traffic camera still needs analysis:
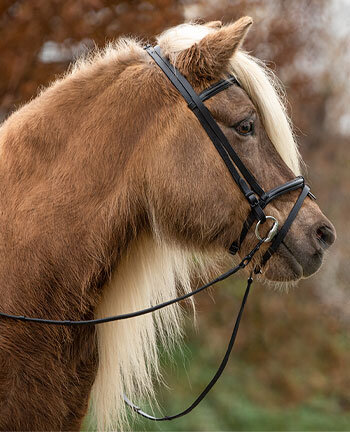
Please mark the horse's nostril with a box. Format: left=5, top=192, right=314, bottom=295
left=315, top=225, right=336, bottom=250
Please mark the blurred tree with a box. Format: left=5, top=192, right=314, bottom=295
left=0, top=0, right=183, bottom=118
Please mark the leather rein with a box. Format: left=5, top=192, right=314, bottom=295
left=0, top=45, right=316, bottom=422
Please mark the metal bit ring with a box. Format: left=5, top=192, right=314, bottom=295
left=255, top=216, right=279, bottom=243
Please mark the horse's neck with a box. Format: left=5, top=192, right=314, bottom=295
left=0, top=60, right=147, bottom=313
left=0, top=179, right=138, bottom=315
left=0, top=149, right=139, bottom=321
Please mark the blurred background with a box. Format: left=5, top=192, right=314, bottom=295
left=1, top=0, right=349, bottom=430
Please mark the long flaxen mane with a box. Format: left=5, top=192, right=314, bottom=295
left=89, top=22, right=301, bottom=430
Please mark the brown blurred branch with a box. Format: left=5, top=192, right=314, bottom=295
left=0, top=0, right=183, bottom=117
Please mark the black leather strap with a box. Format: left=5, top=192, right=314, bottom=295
left=258, top=184, right=310, bottom=269
left=199, top=75, right=240, bottom=102
left=146, top=46, right=315, bottom=265
left=262, top=177, right=308, bottom=203
left=230, top=177, right=315, bottom=257
left=152, top=46, right=266, bottom=200
left=124, top=277, right=253, bottom=421
left=146, top=46, right=266, bottom=222
left=0, top=240, right=265, bottom=326
left=124, top=275, right=253, bottom=421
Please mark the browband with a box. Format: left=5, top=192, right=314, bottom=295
left=199, top=75, right=241, bottom=102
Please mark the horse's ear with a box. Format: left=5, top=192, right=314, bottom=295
left=176, top=17, right=252, bottom=83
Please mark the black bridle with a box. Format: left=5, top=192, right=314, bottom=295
left=0, top=45, right=315, bottom=423
left=145, top=46, right=314, bottom=267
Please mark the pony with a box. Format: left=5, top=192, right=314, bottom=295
left=0, top=17, right=336, bottom=431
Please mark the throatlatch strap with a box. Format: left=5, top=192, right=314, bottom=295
left=123, top=275, right=253, bottom=421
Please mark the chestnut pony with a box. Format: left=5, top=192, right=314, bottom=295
left=0, top=18, right=335, bottom=431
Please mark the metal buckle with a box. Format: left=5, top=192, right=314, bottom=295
left=246, top=192, right=259, bottom=207
left=255, top=216, right=279, bottom=242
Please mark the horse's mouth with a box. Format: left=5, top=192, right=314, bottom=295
left=281, top=241, right=304, bottom=278
left=263, top=239, right=324, bottom=282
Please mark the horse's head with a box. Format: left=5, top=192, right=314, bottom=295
left=137, top=18, right=335, bottom=283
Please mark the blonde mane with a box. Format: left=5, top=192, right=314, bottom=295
left=91, top=22, right=301, bottom=431
left=92, top=235, right=226, bottom=430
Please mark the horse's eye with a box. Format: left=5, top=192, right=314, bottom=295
left=234, top=119, right=254, bottom=136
